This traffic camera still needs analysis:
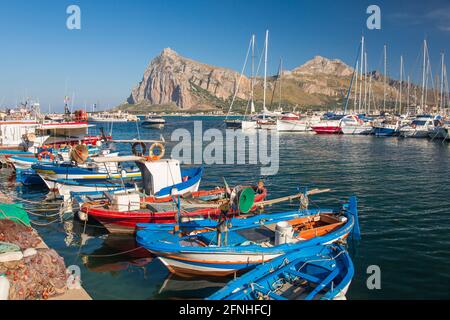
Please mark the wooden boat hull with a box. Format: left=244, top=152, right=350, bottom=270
left=138, top=198, right=358, bottom=276
left=81, top=188, right=267, bottom=233
left=207, top=244, right=354, bottom=300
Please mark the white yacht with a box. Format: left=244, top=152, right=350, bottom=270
left=399, top=115, right=435, bottom=138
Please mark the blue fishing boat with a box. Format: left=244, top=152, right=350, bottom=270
left=137, top=196, right=359, bottom=276
left=9, top=145, right=102, bottom=170
left=15, top=168, right=46, bottom=186
left=207, top=244, right=354, bottom=300
left=32, top=157, right=138, bottom=189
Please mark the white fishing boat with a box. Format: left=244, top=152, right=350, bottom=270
left=90, top=111, right=139, bottom=122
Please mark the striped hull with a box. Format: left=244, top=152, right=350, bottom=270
left=157, top=253, right=283, bottom=276
left=150, top=229, right=352, bottom=276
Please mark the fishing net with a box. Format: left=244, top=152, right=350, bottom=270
left=0, top=220, right=68, bottom=300
left=0, top=248, right=68, bottom=300
left=0, top=220, right=41, bottom=249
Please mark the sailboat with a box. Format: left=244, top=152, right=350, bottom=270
left=225, top=34, right=256, bottom=130
left=241, top=34, right=259, bottom=131
left=256, top=30, right=278, bottom=130
left=372, top=44, right=402, bottom=137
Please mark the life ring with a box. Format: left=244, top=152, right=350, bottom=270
left=148, top=142, right=165, bottom=161
left=37, top=150, right=55, bottom=161
left=132, top=142, right=147, bottom=156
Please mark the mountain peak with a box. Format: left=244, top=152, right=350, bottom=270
left=160, top=47, right=178, bottom=57
left=292, top=55, right=353, bottom=77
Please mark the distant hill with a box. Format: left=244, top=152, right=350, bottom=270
left=119, top=48, right=435, bottom=113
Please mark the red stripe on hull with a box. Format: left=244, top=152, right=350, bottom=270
left=312, top=126, right=342, bottom=134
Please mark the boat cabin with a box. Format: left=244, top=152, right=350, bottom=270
left=136, top=159, right=183, bottom=195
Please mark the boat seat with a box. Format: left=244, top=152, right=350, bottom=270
left=304, top=268, right=339, bottom=300
left=236, top=226, right=275, bottom=244
left=284, top=269, right=322, bottom=284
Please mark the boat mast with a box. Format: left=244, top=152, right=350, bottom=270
left=358, top=36, right=364, bottom=114
left=399, top=55, right=403, bottom=115
left=278, top=57, right=282, bottom=111
left=384, top=44, right=387, bottom=112
left=364, top=51, right=368, bottom=113
left=407, top=75, right=410, bottom=112
left=250, top=34, right=255, bottom=115
left=263, top=30, right=269, bottom=119
left=421, top=39, right=427, bottom=109
left=353, top=60, right=359, bottom=113
left=440, top=52, right=445, bottom=113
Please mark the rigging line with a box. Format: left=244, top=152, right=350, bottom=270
left=224, top=36, right=253, bottom=121
left=343, top=40, right=362, bottom=115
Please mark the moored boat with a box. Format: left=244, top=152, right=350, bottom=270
left=137, top=196, right=358, bottom=276
left=339, top=115, right=373, bottom=135
left=399, top=115, right=434, bottom=138
left=78, top=184, right=265, bottom=233
left=141, top=114, right=165, bottom=129
left=372, top=118, right=401, bottom=137
left=207, top=244, right=353, bottom=300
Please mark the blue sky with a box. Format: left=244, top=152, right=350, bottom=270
left=1, top=0, right=450, bottom=111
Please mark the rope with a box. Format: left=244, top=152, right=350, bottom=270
left=81, top=246, right=144, bottom=258
left=224, top=37, right=253, bottom=121
left=30, top=218, right=60, bottom=226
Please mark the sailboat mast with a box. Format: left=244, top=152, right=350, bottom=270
left=250, top=34, right=255, bottom=114
left=384, top=44, right=387, bottom=112
left=421, top=39, right=427, bottom=108
left=440, top=52, right=445, bottom=113
left=279, top=57, right=282, bottom=111
left=263, top=30, right=269, bottom=118
left=399, top=55, right=403, bottom=115
left=358, top=36, right=364, bottom=113
left=407, top=75, right=410, bottom=110
left=354, top=60, right=359, bottom=113
left=364, top=51, right=368, bottom=113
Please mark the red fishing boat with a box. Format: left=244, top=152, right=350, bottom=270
left=79, top=184, right=268, bottom=234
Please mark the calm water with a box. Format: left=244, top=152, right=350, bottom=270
left=1, top=116, right=450, bottom=299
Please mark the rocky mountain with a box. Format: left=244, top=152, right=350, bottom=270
left=291, top=55, right=354, bottom=77
left=122, top=48, right=429, bottom=112
left=127, top=48, right=250, bottom=110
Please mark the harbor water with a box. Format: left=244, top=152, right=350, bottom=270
left=1, top=116, right=449, bottom=299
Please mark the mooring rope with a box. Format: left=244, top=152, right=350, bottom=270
left=81, top=246, right=145, bottom=258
